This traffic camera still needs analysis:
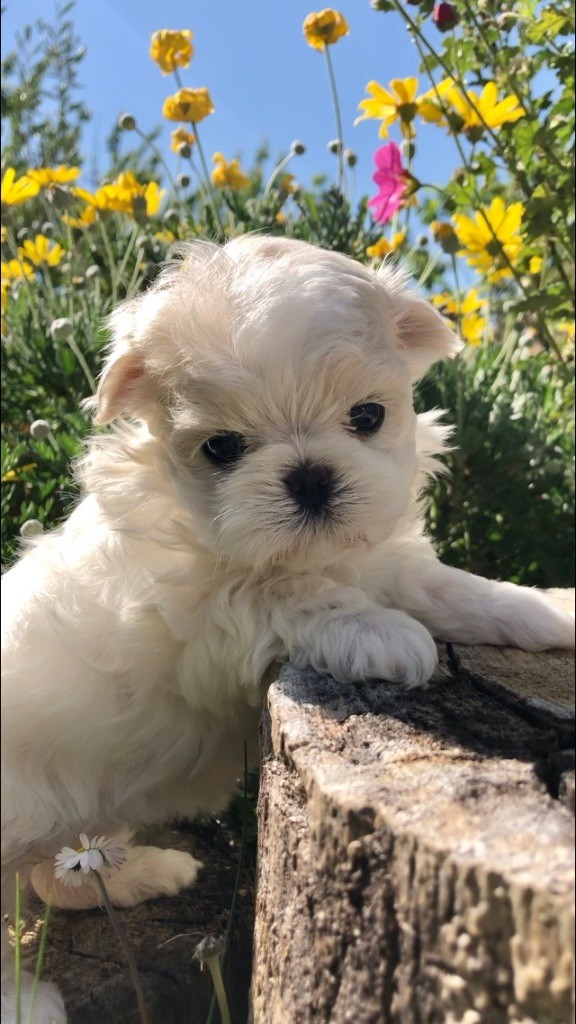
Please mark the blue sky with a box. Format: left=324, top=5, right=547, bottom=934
left=2, top=0, right=461, bottom=204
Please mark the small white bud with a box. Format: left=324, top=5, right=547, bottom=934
left=290, top=140, right=306, bottom=155
left=20, top=519, right=44, bottom=538
left=30, top=419, right=51, bottom=440
left=49, top=317, right=73, bottom=340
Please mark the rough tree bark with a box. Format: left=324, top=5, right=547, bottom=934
left=252, top=593, right=575, bottom=1024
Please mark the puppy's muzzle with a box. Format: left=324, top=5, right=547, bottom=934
left=283, top=461, right=336, bottom=515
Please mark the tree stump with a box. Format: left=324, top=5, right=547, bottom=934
left=252, top=592, right=575, bottom=1024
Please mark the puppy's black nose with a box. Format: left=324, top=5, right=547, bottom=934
left=283, top=462, right=336, bottom=512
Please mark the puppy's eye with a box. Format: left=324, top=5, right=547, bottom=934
left=348, top=402, right=385, bottom=435
left=202, top=433, right=247, bottom=465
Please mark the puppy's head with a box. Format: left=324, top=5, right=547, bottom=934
left=93, top=236, right=459, bottom=569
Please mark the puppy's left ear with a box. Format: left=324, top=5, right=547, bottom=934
left=379, top=266, right=463, bottom=380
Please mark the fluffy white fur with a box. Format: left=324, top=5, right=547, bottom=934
left=1, top=236, right=573, bottom=1022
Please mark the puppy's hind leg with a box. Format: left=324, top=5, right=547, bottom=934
left=31, top=844, right=203, bottom=910
left=391, top=556, right=575, bottom=651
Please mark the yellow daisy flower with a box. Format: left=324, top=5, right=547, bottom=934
left=1, top=168, right=41, bottom=206
left=18, top=235, right=65, bottom=268
left=356, top=78, right=447, bottom=139
left=211, top=153, right=251, bottom=190
left=162, top=87, right=214, bottom=124
left=27, top=166, right=81, bottom=188
left=452, top=197, right=524, bottom=282
left=74, top=174, right=165, bottom=218
left=62, top=205, right=97, bottom=228
left=529, top=255, right=543, bottom=275
left=150, top=29, right=194, bottom=75
left=303, top=9, right=349, bottom=50
left=432, top=289, right=488, bottom=345
left=366, top=232, right=406, bottom=259
left=171, top=128, right=196, bottom=153
left=444, top=81, right=525, bottom=139
left=1, top=258, right=35, bottom=283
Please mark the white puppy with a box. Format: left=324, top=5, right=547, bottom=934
left=1, top=236, right=573, bottom=1022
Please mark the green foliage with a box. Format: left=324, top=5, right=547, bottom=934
left=417, top=346, right=575, bottom=586
left=1, top=0, right=90, bottom=171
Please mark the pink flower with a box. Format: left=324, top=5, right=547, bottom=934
left=368, top=142, right=410, bottom=225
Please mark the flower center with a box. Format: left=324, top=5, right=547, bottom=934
left=398, top=102, right=418, bottom=124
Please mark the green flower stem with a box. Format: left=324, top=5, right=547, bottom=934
left=171, top=66, right=224, bottom=236
left=449, top=254, right=472, bottom=564
left=97, top=216, right=119, bottom=307
left=14, top=874, right=21, bottom=1024
left=133, top=126, right=177, bottom=191
left=323, top=45, right=345, bottom=192
left=27, top=903, right=51, bottom=1024
left=92, top=872, right=150, bottom=1024
left=206, top=744, right=249, bottom=1024
left=205, top=955, right=231, bottom=1024
left=190, top=123, right=226, bottom=237
left=263, top=151, right=296, bottom=199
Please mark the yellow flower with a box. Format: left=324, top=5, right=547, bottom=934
left=529, top=255, right=543, bottom=274
left=443, top=81, right=525, bottom=139
left=18, top=235, right=65, bottom=267
left=171, top=128, right=196, bottom=153
left=75, top=173, right=165, bottom=218
left=1, top=226, right=6, bottom=243
left=303, top=9, right=349, bottom=50
left=452, top=197, right=524, bottom=282
left=62, top=205, right=97, bottom=228
left=150, top=29, right=194, bottom=74
left=1, top=258, right=35, bottom=283
left=211, top=153, right=251, bottom=190
left=432, top=289, right=488, bottom=346
left=155, top=228, right=178, bottom=245
left=162, top=87, right=214, bottom=124
left=27, top=166, right=81, bottom=189
left=1, top=167, right=41, bottom=206
left=366, top=232, right=406, bottom=259
left=356, top=78, right=440, bottom=139
left=2, top=463, right=37, bottom=482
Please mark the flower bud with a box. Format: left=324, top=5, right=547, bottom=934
left=17, top=228, right=29, bottom=241
left=328, top=139, right=342, bottom=155
left=400, top=140, right=416, bottom=160
left=176, top=173, right=191, bottom=188
left=163, top=207, right=179, bottom=224
left=118, top=113, right=137, bottom=131
left=431, top=220, right=459, bottom=254
left=30, top=419, right=51, bottom=440
left=343, top=148, right=357, bottom=167
left=417, top=234, right=429, bottom=247
left=85, top=264, right=100, bottom=281
left=290, top=140, right=306, bottom=155
left=20, top=519, right=44, bottom=538
left=178, top=143, right=192, bottom=159
left=41, top=222, right=54, bottom=237
left=49, top=317, right=73, bottom=340
left=433, top=2, right=459, bottom=30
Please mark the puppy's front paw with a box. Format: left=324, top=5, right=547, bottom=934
left=496, top=586, right=575, bottom=652
left=297, top=607, right=438, bottom=688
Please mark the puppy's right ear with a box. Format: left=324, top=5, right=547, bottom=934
left=92, top=302, right=152, bottom=426
left=93, top=350, right=147, bottom=425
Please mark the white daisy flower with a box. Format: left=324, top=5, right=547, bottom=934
left=54, top=833, right=127, bottom=887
